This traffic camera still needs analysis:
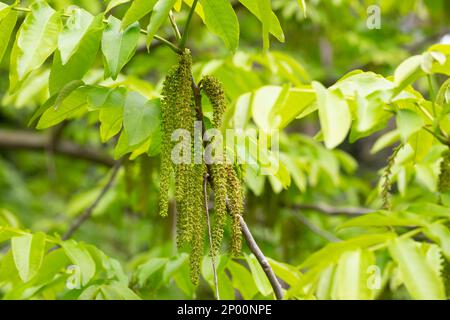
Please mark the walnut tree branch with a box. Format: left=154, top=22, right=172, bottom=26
left=239, top=216, right=284, bottom=300
left=0, top=129, right=115, bottom=166
left=61, top=160, right=122, bottom=240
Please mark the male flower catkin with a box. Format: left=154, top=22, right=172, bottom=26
left=202, top=76, right=228, bottom=255
left=438, top=151, right=450, bottom=193
left=202, top=75, right=244, bottom=257
left=159, top=58, right=245, bottom=284
left=159, top=51, right=207, bottom=284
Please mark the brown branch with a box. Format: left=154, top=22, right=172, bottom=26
left=0, top=129, right=115, bottom=167
left=203, top=173, right=220, bottom=300
left=292, top=203, right=372, bottom=216
left=239, top=216, right=284, bottom=300
left=61, top=160, right=122, bottom=240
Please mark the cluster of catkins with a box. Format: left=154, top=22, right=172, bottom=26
left=159, top=51, right=244, bottom=284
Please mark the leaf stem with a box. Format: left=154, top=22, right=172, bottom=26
left=427, top=75, right=436, bottom=116
left=169, top=10, right=182, bottom=41
left=179, top=0, right=199, bottom=49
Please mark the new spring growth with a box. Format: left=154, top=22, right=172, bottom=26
left=159, top=53, right=245, bottom=283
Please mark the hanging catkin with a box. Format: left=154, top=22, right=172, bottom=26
left=159, top=56, right=245, bottom=284
left=202, top=76, right=228, bottom=255
left=438, top=150, right=450, bottom=193
left=159, top=51, right=207, bottom=284
left=381, top=144, right=402, bottom=210
left=226, top=165, right=244, bottom=256
left=202, top=75, right=244, bottom=257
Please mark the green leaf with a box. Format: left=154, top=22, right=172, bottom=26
left=199, top=0, right=239, bottom=52
left=58, top=8, right=94, bottom=64
left=49, top=14, right=104, bottom=95
left=11, top=232, right=46, bottom=282
left=388, top=237, right=445, bottom=299
left=102, top=16, right=140, bottom=80
left=394, top=55, right=424, bottom=92
left=300, top=233, right=395, bottom=270
left=163, top=253, right=189, bottom=282
left=61, top=240, right=96, bottom=286
left=316, top=265, right=335, bottom=299
left=100, top=283, right=141, bottom=300
left=245, top=254, right=273, bottom=296
left=332, top=249, right=375, bottom=300
left=338, top=212, right=424, bottom=230
left=53, top=80, right=85, bottom=110
left=267, top=257, right=302, bottom=287
left=256, top=0, right=270, bottom=50
left=238, top=0, right=284, bottom=43
left=122, top=0, right=158, bottom=29
left=424, top=223, right=450, bottom=261
left=0, top=7, right=18, bottom=63
left=226, top=260, right=258, bottom=299
left=217, top=273, right=235, bottom=300
left=78, top=284, right=102, bottom=299
left=371, top=130, right=400, bottom=154
left=37, top=86, right=89, bottom=129
left=396, top=109, right=424, bottom=142
left=146, top=0, right=178, bottom=47
left=9, top=1, right=62, bottom=92
left=136, top=258, right=167, bottom=287
left=123, top=96, right=161, bottom=145
left=30, top=248, right=70, bottom=286
left=297, top=0, right=307, bottom=17
left=106, top=0, right=131, bottom=13
left=312, top=81, right=351, bottom=149
left=99, top=87, right=127, bottom=142
left=250, top=85, right=315, bottom=131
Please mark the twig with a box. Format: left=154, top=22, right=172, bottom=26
left=61, top=160, right=122, bottom=240
left=179, top=0, right=199, bottom=49
left=239, top=216, right=284, bottom=300
left=169, top=10, right=182, bottom=41
left=291, top=203, right=372, bottom=216
left=203, top=173, right=220, bottom=300
left=0, top=129, right=115, bottom=166
left=293, top=212, right=341, bottom=242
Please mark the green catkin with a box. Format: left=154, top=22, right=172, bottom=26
left=159, top=69, right=176, bottom=217
left=438, top=151, right=450, bottom=193
left=202, top=75, right=226, bottom=128
left=159, top=51, right=208, bottom=283
left=441, top=257, right=450, bottom=297
left=174, top=52, right=196, bottom=246
left=381, top=144, right=402, bottom=210
left=160, top=57, right=245, bottom=283
left=202, top=76, right=228, bottom=255
left=227, top=165, right=244, bottom=256
left=159, top=51, right=193, bottom=222
left=189, top=163, right=207, bottom=284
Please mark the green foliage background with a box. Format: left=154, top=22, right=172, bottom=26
left=1, top=0, right=450, bottom=300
